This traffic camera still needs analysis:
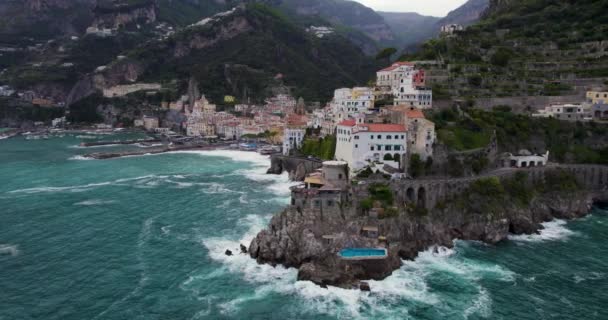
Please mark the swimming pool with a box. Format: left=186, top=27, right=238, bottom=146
left=339, top=248, right=388, bottom=260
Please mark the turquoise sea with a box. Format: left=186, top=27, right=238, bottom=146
left=1, top=133, right=607, bottom=320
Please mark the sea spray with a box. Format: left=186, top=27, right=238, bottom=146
left=508, top=219, right=577, bottom=242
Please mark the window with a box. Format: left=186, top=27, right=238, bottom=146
left=371, top=135, right=374, bottom=140
left=338, top=174, right=343, bottom=179
left=370, top=146, right=374, bottom=151
left=377, top=135, right=382, bottom=139
left=394, top=145, right=401, bottom=151
left=387, top=135, right=392, bottom=140
left=386, top=145, right=392, bottom=151
left=355, top=144, right=358, bottom=148
left=394, top=135, right=399, bottom=139
left=354, top=136, right=359, bottom=140
left=401, top=135, right=405, bottom=139
left=327, top=200, right=334, bottom=207
left=314, top=200, right=321, bottom=208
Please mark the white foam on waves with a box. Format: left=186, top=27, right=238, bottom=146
left=0, top=244, right=19, bottom=256
left=177, top=150, right=299, bottom=195
left=508, top=219, right=577, bottom=242
left=69, top=155, right=93, bottom=161
left=74, top=199, right=117, bottom=206
left=7, top=174, right=180, bottom=194
left=201, top=214, right=510, bottom=318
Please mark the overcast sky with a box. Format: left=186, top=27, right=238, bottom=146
left=353, top=0, right=469, bottom=17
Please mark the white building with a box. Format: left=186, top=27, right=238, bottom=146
left=501, top=151, right=550, bottom=168
left=376, top=62, right=419, bottom=93
left=143, top=116, right=159, bottom=131
left=440, top=24, right=464, bottom=35
left=330, top=87, right=374, bottom=122
left=0, top=85, right=15, bottom=96
left=532, top=103, right=592, bottom=121
left=394, top=84, right=433, bottom=109
left=335, top=119, right=408, bottom=172
left=306, top=26, right=334, bottom=38
left=52, top=117, right=66, bottom=128
left=376, top=62, right=432, bottom=108
left=283, top=127, right=305, bottom=155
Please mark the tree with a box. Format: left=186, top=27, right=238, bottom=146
left=468, top=74, right=483, bottom=87
left=408, top=154, right=424, bottom=178
left=376, top=47, right=397, bottom=63
left=490, top=48, right=513, bottom=67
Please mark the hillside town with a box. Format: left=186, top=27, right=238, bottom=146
left=116, top=61, right=438, bottom=176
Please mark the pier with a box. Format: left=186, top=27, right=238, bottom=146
left=79, top=137, right=162, bottom=147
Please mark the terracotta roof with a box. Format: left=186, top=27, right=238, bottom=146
left=378, top=61, right=414, bottom=72
left=339, top=120, right=406, bottom=132
left=405, top=108, right=425, bottom=119
left=386, top=105, right=425, bottom=119
left=338, top=119, right=356, bottom=127
left=364, top=123, right=406, bottom=132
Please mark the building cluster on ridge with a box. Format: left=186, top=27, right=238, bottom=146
left=132, top=61, right=437, bottom=177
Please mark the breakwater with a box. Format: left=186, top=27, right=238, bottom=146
left=80, top=137, right=161, bottom=147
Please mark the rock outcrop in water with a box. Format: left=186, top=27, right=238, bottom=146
left=250, top=166, right=608, bottom=288
left=266, top=154, right=323, bottom=181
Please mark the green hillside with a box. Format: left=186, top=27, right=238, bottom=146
left=408, top=0, right=608, bottom=99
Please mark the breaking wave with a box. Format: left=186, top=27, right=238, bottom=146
left=200, top=212, right=511, bottom=319
left=69, top=155, right=93, bottom=161
left=508, top=220, right=577, bottom=242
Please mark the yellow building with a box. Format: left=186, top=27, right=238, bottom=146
left=586, top=91, right=608, bottom=104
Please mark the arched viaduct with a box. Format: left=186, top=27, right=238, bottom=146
left=358, top=164, right=608, bottom=210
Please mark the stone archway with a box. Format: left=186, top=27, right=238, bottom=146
left=417, top=186, right=426, bottom=208
left=406, top=187, right=415, bottom=203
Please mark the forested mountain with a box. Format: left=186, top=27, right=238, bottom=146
left=68, top=4, right=379, bottom=105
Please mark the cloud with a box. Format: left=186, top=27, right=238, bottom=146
left=353, top=0, right=469, bottom=17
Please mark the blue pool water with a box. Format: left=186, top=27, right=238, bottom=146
left=339, top=248, right=387, bottom=258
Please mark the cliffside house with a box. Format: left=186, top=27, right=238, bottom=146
left=330, top=87, right=375, bottom=123
left=587, top=91, right=608, bottom=120
left=291, top=161, right=349, bottom=213
left=376, top=62, right=432, bottom=108
left=532, top=103, right=592, bottom=121
left=440, top=24, right=464, bottom=35
left=335, top=120, right=408, bottom=172
left=384, top=106, right=436, bottom=160
left=500, top=150, right=550, bottom=168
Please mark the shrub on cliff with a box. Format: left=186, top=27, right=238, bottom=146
left=470, top=177, right=505, bottom=198
left=541, top=169, right=580, bottom=192
left=368, top=183, right=394, bottom=207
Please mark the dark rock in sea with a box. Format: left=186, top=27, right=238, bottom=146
left=240, top=244, right=248, bottom=254
left=359, top=282, right=371, bottom=292
left=225, top=249, right=233, bottom=256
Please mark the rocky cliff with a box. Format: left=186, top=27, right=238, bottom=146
left=250, top=168, right=608, bottom=288
left=436, top=0, right=489, bottom=28
left=279, top=0, right=394, bottom=44
left=92, top=0, right=157, bottom=30
left=267, top=154, right=323, bottom=181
